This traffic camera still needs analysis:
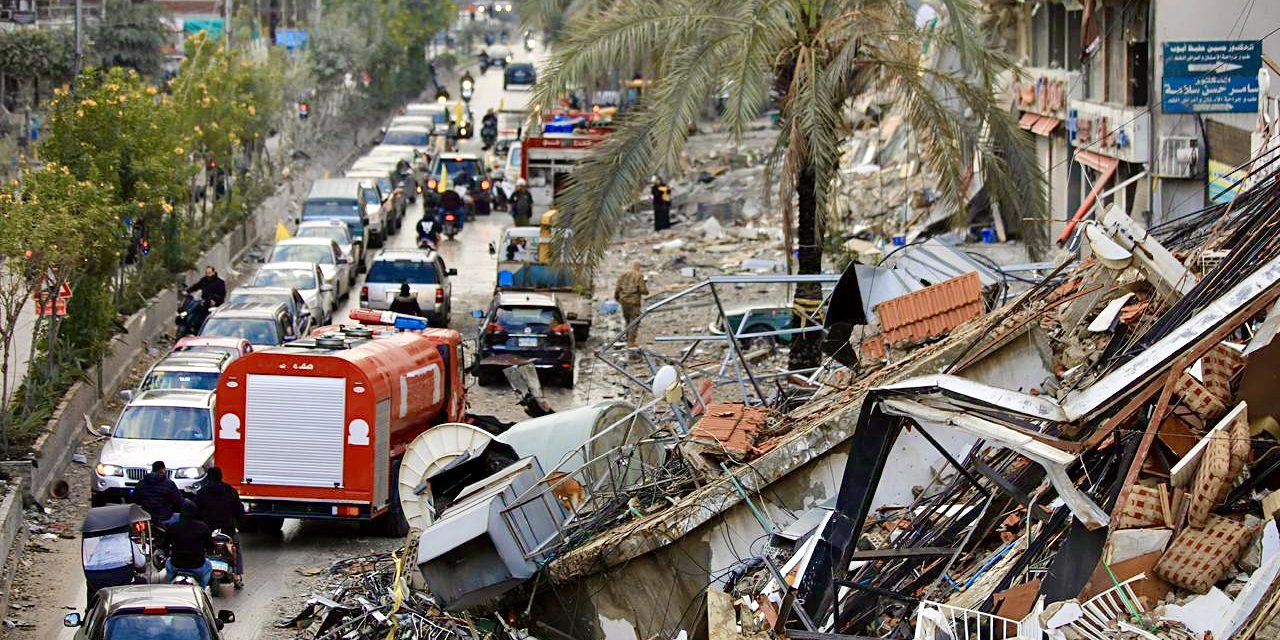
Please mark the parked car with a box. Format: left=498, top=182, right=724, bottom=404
left=426, top=152, right=491, bottom=194
left=172, top=336, right=253, bottom=360
left=500, top=141, right=522, bottom=198
left=344, top=169, right=405, bottom=234
left=504, top=62, right=536, bottom=90
left=487, top=44, right=513, bottom=67
left=708, top=303, right=797, bottom=350
left=403, top=102, right=451, bottom=128
left=90, top=390, right=216, bottom=505
left=266, top=237, right=351, bottom=299
left=353, top=177, right=400, bottom=235
left=127, top=351, right=232, bottom=399
left=250, top=262, right=333, bottom=323
left=302, top=178, right=378, bottom=248
left=476, top=291, right=575, bottom=387
left=225, top=286, right=313, bottom=337
left=360, top=250, right=456, bottom=327
left=296, top=219, right=364, bottom=273
left=198, top=302, right=298, bottom=350
left=63, top=585, right=235, bottom=639
left=380, top=125, right=433, bottom=169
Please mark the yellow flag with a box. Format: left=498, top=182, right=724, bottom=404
left=275, top=220, right=292, bottom=242
left=453, top=101, right=463, bottom=122
left=436, top=165, right=448, bottom=193
left=498, top=98, right=504, bottom=111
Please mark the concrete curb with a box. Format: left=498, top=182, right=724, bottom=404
left=0, top=479, right=27, bottom=624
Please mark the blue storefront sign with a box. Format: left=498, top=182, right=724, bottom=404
left=1162, top=40, right=1261, bottom=113
left=275, top=30, right=309, bottom=51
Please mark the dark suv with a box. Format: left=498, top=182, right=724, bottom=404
left=504, top=63, right=536, bottom=90
left=476, top=291, right=575, bottom=387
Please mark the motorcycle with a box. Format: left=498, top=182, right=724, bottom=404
left=208, top=530, right=239, bottom=592
left=441, top=212, right=460, bottom=241
left=524, top=35, right=535, bottom=52
left=481, top=124, right=497, bottom=150
left=175, top=293, right=209, bottom=338
left=460, top=77, right=475, bottom=103
left=469, top=181, right=492, bottom=217
left=416, top=219, right=439, bottom=250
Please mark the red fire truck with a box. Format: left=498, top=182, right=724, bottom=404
left=520, top=131, right=610, bottom=207
left=213, top=325, right=465, bottom=536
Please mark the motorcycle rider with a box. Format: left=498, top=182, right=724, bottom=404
left=195, top=467, right=245, bottom=588
left=166, top=501, right=214, bottom=587
left=511, top=178, right=534, bottom=227
left=133, top=460, right=185, bottom=525
left=389, top=282, right=422, bottom=316
left=417, top=213, right=440, bottom=247
left=185, top=266, right=226, bottom=307
left=481, top=109, right=498, bottom=149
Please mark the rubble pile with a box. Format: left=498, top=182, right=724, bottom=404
left=278, top=542, right=502, bottom=640
left=716, top=175, right=1280, bottom=638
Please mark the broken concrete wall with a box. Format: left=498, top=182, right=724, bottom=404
left=955, top=325, right=1055, bottom=395
left=537, top=445, right=851, bottom=640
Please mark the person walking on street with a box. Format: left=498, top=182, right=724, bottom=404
left=195, top=467, right=245, bottom=588
left=511, top=178, right=534, bottom=227
left=389, top=281, right=421, bottom=316
left=132, top=461, right=185, bottom=525
left=186, top=266, right=226, bottom=307
left=614, top=262, right=648, bottom=348
left=651, top=176, right=672, bottom=232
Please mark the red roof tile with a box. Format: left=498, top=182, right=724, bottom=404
left=688, top=403, right=769, bottom=458
left=875, top=271, right=984, bottom=346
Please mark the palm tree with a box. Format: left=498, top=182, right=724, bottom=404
left=527, top=0, right=1045, bottom=369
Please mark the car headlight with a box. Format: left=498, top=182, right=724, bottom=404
left=175, top=467, right=205, bottom=480
left=96, top=463, right=124, bottom=477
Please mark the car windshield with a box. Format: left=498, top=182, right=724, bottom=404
left=368, top=259, right=438, bottom=284
left=141, top=371, right=221, bottom=392
left=495, top=306, right=561, bottom=332
left=253, top=269, right=317, bottom=290
left=269, top=244, right=334, bottom=265
left=376, top=177, right=393, bottom=194
left=509, top=64, right=534, bottom=76
left=200, top=317, right=282, bottom=345
left=383, top=130, right=429, bottom=146
left=361, top=187, right=381, bottom=205
left=297, top=226, right=348, bottom=245
left=113, top=406, right=212, bottom=441
left=440, top=158, right=483, bottom=179
left=105, top=613, right=212, bottom=640
left=227, top=292, right=293, bottom=312
left=303, top=200, right=359, bottom=218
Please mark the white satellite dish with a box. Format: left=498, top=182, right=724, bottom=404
left=397, top=423, right=495, bottom=531
left=1083, top=222, right=1134, bottom=271
left=652, top=365, right=681, bottom=402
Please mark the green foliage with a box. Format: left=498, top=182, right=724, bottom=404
left=173, top=32, right=282, bottom=163
left=0, top=28, right=77, bottom=82
left=91, top=0, right=169, bottom=78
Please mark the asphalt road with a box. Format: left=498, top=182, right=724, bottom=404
left=22, top=41, right=589, bottom=640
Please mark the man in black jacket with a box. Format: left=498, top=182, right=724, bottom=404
left=195, top=467, right=245, bottom=587
left=166, top=501, right=213, bottom=587
left=133, top=461, right=184, bottom=525
left=186, top=266, right=226, bottom=307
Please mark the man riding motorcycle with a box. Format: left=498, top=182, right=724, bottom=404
left=437, top=189, right=466, bottom=239
left=166, top=501, right=214, bottom=587
left=417, top=213, right=440, bottom=248
left=133, top=461, right=185, bottom=525
left=195, top=467, right=245, bottom=588
left=481, top=110, right=498, bottom=150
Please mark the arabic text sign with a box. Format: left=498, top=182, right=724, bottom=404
left=1162, top=40, right=1261, bottom=114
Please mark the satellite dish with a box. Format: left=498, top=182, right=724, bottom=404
left=397, top=423, right=495, bottom=530
left=652, top=365, right=682, bottom=402
left=1083, top=222, right=1133, bottom=271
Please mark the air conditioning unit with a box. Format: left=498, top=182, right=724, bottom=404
left=0, top=10, right=12, bottom=21
left=1156, top=135, right=1201, bottom=179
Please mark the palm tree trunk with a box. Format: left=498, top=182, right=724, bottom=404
left=789, top=163, right=823, bottom=371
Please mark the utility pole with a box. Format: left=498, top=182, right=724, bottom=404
left=73, top=0, right=83, bottom=81
left=226, top=0, right=233, bottom=48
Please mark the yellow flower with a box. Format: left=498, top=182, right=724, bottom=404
left=194, top=125, right=202, bottom=134
left=146, top=86, right=158, bottom=96
left=247, top=105, right=256, bottom=116
left=76, top=109, right=84, bottom=117
left=175, top=147, right=185, bottom=155
left=161, top=202, right=174, bottom=214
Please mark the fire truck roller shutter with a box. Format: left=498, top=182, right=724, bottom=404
left=374, top=399, right=391, bottom=508
left=244, top=374, right=347, bottom=488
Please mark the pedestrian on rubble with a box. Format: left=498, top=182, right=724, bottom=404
left=511, top=178, right=534, bottom=227
left=651, top=176, right=672, bottom=232
left=614, top=262, right=648, bottom=348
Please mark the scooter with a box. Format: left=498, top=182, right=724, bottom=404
left=441, top=212, right=460, bottom=241
left=208, top=530, right=240, bottom=592
left=460, top=77, right=475, bottom=103
left=175, top=293, right=209, bottom=338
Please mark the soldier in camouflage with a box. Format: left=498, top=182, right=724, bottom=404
left=614, top=262, right=649, bottom=348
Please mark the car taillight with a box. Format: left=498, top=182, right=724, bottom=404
left=143, top=607, right=169, bottom=615
left=427, top=179, right=437, bottom=189
left=445, top=214, right=456, bottom=222
left=435, top=289, right=444, bottom=304
left=485, top=322, right=505, bottom=333
left=336, top=505, right=359, bottom=517
left=551, top=323, right=572, bottom=338
left=481, top=179, right=491, bottom=190
left=360, top=286, right=368, bottom=300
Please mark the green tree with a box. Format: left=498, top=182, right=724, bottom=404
left=530, top=0, right=1044, bottom=368
left=91, top=0, right=170, bottom=77
left=0, top=28, right=77, bottom=107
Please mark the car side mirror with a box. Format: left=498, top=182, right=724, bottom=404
left=447, top=268, right=458, bottom=276
left=63, top=613, right=81, bottom=628
left=321, top=284, right=335, bottom=292
left=217, top=610, right=236, bottom=625
left=339, top=256, right=353, bottom=265
left=99, top=424, right=112, bottom=436
left=117, top=389, right=133, bottom=404
left=471, top=310, right=484, bottom=319
left=488, top=242, right=496, bottom=256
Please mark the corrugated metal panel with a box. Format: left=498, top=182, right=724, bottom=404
left=374, top=400, right=390, bottom=508
left=875, top=272, right=983, bottom=346
left=244, top=374, right=346, bottom=488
